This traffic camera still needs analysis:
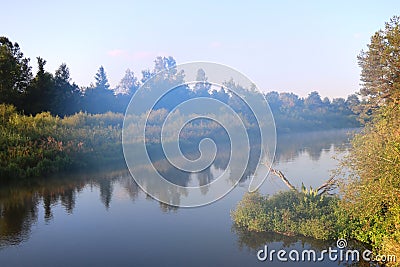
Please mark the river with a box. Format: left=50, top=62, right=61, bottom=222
left=0, top=128, right=366, bottom=267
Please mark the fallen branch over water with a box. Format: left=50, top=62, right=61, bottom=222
left=267, top=164, right=336, bottom=195
left=268, top=167, right=296, bottom=191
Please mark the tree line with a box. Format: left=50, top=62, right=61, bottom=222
left=0, top=36, right=361, bottom=131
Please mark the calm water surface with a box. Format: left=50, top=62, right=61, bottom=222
left=0, top=129, right=365, bottom=267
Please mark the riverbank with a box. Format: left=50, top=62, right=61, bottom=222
left=1, top=103, right=361, bottom=181
left=0, top=104, right=123, bottom=180
left=231, top=105, right=400, bottom=265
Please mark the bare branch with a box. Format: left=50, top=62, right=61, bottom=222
left=268, top=167, right=296, bottom=191
left=266, top=162, right=337, bottom=195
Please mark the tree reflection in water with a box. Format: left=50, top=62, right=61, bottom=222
left=0, top=169, right=138, bottom=248
left=0, top=128, right=357, bottom=251
left=275, top=128, right=357, bottom=162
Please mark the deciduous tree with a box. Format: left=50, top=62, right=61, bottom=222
left=358, top=16, right=400, bottom=109
left=0, top=36, right=32, bottom=107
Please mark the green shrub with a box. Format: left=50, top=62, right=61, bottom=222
left=339, top=103, right=400, bottom=257
left=231, top=189, right=346, bottom=240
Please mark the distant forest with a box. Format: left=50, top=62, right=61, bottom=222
left=0, top=36, right=362, bottom=132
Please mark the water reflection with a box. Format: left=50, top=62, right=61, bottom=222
left=0, top=169, right=139, bottom=248
left=0, top=194, right=38, bottom=247
left=275, top=128, right=357, bottom=162
left=232, top=226, right=371, bottom=267
left=233, top=226, right=333, bottom=252
left=0, top=129, right=357, bottom=255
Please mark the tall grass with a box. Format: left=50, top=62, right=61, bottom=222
left=0, top=104, right=123, bottom=180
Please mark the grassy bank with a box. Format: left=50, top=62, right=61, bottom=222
left=2, top=101, right=359, bottom=181
left=0, top=104, right=123, bottom=180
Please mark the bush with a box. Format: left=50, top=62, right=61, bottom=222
left=339, top=103, right=400, bottom=258
left=231, top=188, right=346, bottom=240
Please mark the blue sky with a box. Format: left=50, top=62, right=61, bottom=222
left=2, top=0, right=400, bottom=98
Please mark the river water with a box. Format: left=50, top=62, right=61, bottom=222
left=0, top=129, right=367, bottom=267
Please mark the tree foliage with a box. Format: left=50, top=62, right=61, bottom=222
left=358, top=16, right=400, bottom=112
left=53, top=63, right=82, bottom=115
left=0, top=37, right=32, bottom=106
left=340, top=16, right=400, bottom=261
left=0, top=36, right=361, bottom=133
left=25, top=57, right=55, bottom=114
left=266, top=91, right=361, bottom=132
left=83, top=66, right=115, bottom=113
left=340, top=103, right=400, bottom=255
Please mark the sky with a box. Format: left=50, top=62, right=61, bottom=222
left=2, top=0, right=400, bottom=98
